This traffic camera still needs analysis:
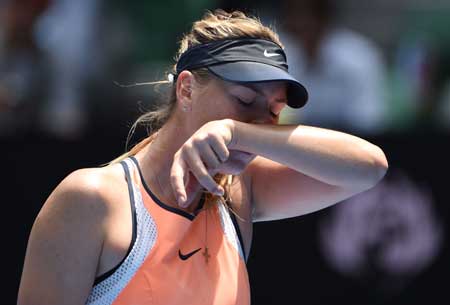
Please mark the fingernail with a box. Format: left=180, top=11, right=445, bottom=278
left=215, top=188, right=224, bottom=196
left=178, top=195, right=186, bottom=207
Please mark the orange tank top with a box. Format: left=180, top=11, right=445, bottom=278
left=85, top=157, right=250, bottom=305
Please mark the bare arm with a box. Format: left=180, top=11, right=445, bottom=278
left=230, top=121, right=389, bottom=221
left=168, top=119, right=388, bottom=220
left=17, top=169, right=108, bottom=305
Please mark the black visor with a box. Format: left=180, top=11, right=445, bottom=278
left=176, top=38, right=308, bottom=108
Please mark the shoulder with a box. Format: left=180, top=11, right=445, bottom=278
left=17, top=163, right=128, bottom=304
left=50, top=167, right=114, bottom=210
left=38, top=163, right=126, bottom=230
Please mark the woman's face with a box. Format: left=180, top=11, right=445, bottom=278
left=190, top=76, right=288, bottom=126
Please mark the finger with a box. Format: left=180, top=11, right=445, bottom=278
left=198, top=142, right=222, bottom=170
left=185, top=148, right=224, bottom=196
left=208, top=135, right=230, bottom=163
left=183, top=172, right=204, bottom=206
left=170, top=155, right=188, bottom=206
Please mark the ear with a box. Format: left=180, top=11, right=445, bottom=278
left=176, top=70, right=194, bottom=111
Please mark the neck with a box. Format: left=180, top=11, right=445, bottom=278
left=134, top=115, right=202, bottom=212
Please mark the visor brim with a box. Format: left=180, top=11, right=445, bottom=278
left=207, top=61, right=308, bottom=109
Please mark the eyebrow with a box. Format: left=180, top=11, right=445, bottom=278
left=240, top=83, right=288, bottom=103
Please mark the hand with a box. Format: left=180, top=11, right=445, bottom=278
left=170, top=119, right=256, bottom=208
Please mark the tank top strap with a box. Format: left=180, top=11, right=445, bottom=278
left=119, top=157, right=140, bottom=186
left=91, top=157, right=138, bottom=286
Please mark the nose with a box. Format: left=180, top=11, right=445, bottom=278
left=250, top=101, right=285, bottom=125
left=265, top=99, right=286, bottom=123
left=270, top=100, right=286, bottom=117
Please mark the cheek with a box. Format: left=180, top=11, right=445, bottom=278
left=193, top=95, right=230, bottom=121
left=220, top=100, right=255, bottom=122
left=216, top=106, right=245, bottom=122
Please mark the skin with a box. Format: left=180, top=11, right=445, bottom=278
left=17, top=70, right=388, bottom=305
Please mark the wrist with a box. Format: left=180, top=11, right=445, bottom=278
left=222, top=118, right=238, bottom=149
left=224, top=119, right=247, bottom=151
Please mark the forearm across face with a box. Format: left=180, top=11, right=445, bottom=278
left=228, top=120, right=388, bottom=189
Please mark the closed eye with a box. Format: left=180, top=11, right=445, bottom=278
left=235, top=96, right=254, bottom=107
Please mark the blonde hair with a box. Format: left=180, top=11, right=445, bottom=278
left=109, top=9, right=283, bottom=215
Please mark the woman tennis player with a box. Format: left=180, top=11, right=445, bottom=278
left=17, top=9, right=388, bottom=305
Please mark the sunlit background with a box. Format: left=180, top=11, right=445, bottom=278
left=3, top=0, right=449, bottom=304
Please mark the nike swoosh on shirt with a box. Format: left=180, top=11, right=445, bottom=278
left=178, top=248, right=202, bottom=260
left=264, top=50, right=279, bottom=57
